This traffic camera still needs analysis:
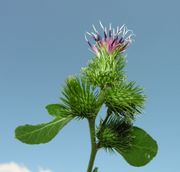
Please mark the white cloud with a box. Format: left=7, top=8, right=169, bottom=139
left=0, top=162, right=30, bottom=172
left=0, top=162, right=52, bottom=172
left=38, top=167, right=52, bottom=172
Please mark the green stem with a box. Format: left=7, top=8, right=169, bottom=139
left=87, top=118, right=97, bottom=172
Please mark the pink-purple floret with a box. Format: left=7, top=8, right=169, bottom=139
left=85, top=22, right=134, bottom=57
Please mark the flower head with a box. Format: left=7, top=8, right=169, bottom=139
left=85, top=21, right=134, bottom=57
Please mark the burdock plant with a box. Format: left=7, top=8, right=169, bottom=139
left=15, top=22, right=158, bottom=172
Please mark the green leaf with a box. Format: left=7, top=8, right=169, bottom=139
left=116, top=127, right=158, bottom=167
left=93, top=167, right=98, bottom=172
left=15, top=116, right=73, bottom=144
left=46, top=104, right=69, bottom=117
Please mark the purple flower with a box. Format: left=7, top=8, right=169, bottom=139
left=85, top=22, right=134, bottom=57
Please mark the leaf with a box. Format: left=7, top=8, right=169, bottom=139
left=116, top=127, right=158, bottom=167
left=46, top=104, right=69, bottom=117
left=15, top=116, right=73, bottom=144
left=93, top=167, right=98, bottom=172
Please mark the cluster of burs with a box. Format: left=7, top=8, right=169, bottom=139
left=15, top=37, right=158, bottom=172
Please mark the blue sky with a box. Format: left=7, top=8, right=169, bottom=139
left=0, top=0, right=180, bottom=172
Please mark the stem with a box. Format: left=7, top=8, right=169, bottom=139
left=87, top=118, right=97, bottom=172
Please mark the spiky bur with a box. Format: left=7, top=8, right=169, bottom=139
left=60, top=76, right=102, bottom=119
left=105, top=81, right=146, bottom=123
left=97, top=114, right=134, bottom=152
left=81, top=53, right=126, bottom=89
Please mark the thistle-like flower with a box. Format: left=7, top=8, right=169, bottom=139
left=85, top=21, right=134, bottom=57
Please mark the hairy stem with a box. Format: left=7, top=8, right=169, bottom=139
left=87, top=118, right=97, bottom=172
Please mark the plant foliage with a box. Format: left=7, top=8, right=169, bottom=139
left=15, top=23, right=158, bottom=172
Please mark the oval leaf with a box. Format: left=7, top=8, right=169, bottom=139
left=46, top=104, right=65, bottom=117
left=116, top=127, right=158, bottom=167
left=15, top=116, right=72, bottom=144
